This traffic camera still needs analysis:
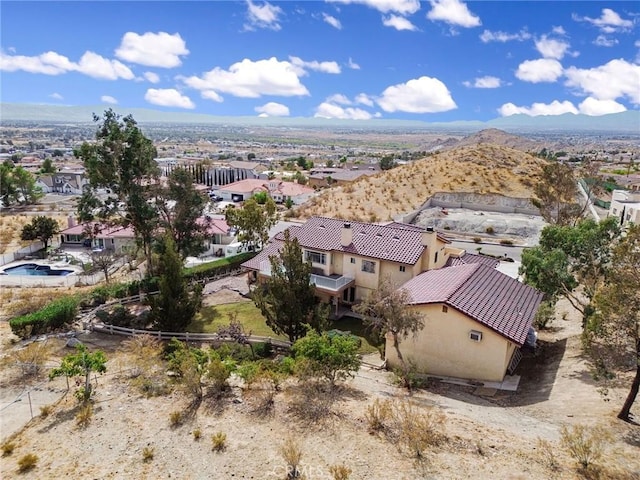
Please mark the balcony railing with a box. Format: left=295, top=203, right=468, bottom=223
left=259, top=260, right=354, bottom=292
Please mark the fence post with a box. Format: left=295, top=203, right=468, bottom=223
left=27, top=391, right=33, bottom=419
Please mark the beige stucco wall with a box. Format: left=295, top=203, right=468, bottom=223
left=385, top=303, right=514, bottom=382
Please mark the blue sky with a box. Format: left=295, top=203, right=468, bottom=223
left=1, top=1, right=639, bottom=121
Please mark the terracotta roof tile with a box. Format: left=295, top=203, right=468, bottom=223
left=402, top=263, right=542, bottom=345
left=445, top=252, right=499, bottom=268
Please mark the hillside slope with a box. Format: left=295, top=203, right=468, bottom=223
left=296, top=144, right=545, bottom=222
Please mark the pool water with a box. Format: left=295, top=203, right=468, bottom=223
left=2, top=263, right=74, bottom=276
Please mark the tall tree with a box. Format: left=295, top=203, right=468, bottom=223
left=225, top=197, right=277, bottom=251
left=40, top=158, right=57, bottom=174
left=1, top=165, right=43, bottom=206
left=533, top=161, right=583, bottom=226
left=147, top=235, right=202, bottom=332
left=21, top=216, right=60, bottom=252
left=519, top=217, right=621, bottom=322
left=252, top=230, right=328, bottom=342
left=353, top=279, right=424, bottom=367
left=0, top=160, right=17, bottom=206
left=587, top=224, right=640, bottom=422
left=156, top=167, right=207, bottom=259
left=76, top=109, right=160, bottom=274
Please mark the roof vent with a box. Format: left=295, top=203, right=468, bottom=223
left=319, top=225, right=325, bottom=229
left=343, top=223, right=351, bottom=229
left=392, top=235, right=400, bottom=240
left=426, top=227, right=434, bottom=232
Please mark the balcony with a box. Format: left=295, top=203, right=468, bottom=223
left=259, top=261, right=354, bottom=293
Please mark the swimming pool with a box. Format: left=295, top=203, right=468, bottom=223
left=2, top=263, right=75, bottom=276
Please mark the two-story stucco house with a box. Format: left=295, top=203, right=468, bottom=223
left=609, top=189, right=640, bottom=227
left=242, top=215, right=542, bottom=383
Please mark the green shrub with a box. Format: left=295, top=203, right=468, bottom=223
left=2, top=441, right=16, bottom=456
left=485, top=226, right=495, bottom=234
left=473, top=237, right=482, bottom=243
left=10, top=295, right=81, bottom=339
left=252, top=342, right=273, bottom=359
left=499, top=239, right=514, bottom=246
left=183, top=252, right=257, bottom=283
left=95, top=304, right=134, bottom=327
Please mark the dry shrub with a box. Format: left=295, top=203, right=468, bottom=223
left=365, top=398, right=392, bottom=433
left=142, top=446, right=154, bottom=462
left=75, top=403, right=93, bottom=428
left=329, top=464, right=352, bottom=480
left=279, top=436, right=303, bottom=479
left=169, top=410, right=183, bottom=427
left=192, top=428, right=202, bottom=440
left=536, top=438, right=561, bottom=472
left=246, top=377, right=276, bottom=417
left=287, top=381, right=336, bottom=425
left=560, top=424, right=611, bottom=471
left=2, top=441, right=16, bottom=456
left=17, top=453, right=38, bottom=473
left=11, top=341, right=52, bottom=377
left=120, top=335, right=168, bottom=396
left=211, top=432, right=227, bottom=452
left=39, top=404, right=53, bottom=418
left=364, top=399, right=446, bottom=460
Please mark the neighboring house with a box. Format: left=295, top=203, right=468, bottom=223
left=199, top=217, right=236, bottom=257
left=215, top=179, right=314, bottom=205
left=385, top=263, right=542, bottom=382
left=59, top=222, right=136, bottom=254
left=608, top=189, right=640, bottom=227
left=36, top=173, right=88, bottom=194
left=206, top=161, right=266, bottom=188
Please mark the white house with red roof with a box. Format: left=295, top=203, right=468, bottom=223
left=215, top=179, right=314, bottom=205
left=59, top=222, right=137, bottom=253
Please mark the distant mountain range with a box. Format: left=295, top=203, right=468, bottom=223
left=1, top=103, right=638, bottom=133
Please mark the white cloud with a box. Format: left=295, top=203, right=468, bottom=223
left=593, top=35, right=618, bottom=47
left=573, top=8, right=633, bottom=32
left=326, top=94, right=351, bottom=105
left=326, top=0, right=420, bottom=15
left=202, top=91, right=223, bottom=102
left=479, top=29, right=530, bottom=43
left=348, top=58, right=360, bottom=70
left=552, top=26, right=566, bottom=36
left=578, top=97, right=626, bottom=116
left=355, top=93, right=374, bottom=106
left=463, top=76, right=502, bottom=88
left=427, top=0, right=480, bottom=28
left=289, top=56, right=341, bottom=74
left=75, top=52, right=135, bottom=80
left=115, top=32, right=188, bottom=68
left=515, top=58, right=563, bottom=83
left=314, top=102, right=374, bottom=120
left=145, top=88, right=195, bottom=109
left=564, top=59, right=640, bottom=104
left=245, top=1, right=283, bottom=31
left=382, top=14, right=418, bottom=31
left=323, top=13, right=342, bottom=29
left=100, top=95, right=118, bottom=104
left=144, top=71, right=160, bottom=83
left=376, top=76, right=457, bottom=113
left=180, top=57, right=310, bottom=98
left=49, top=92, right=63, bottom=100
left=498, top=100, right=578, bottom=117
left=535, top=35, right=570, bottom=59
left=255, top=102, right=290, bottom=116
left=0, top=51, right=73, bottom=75
left=1, top=50, right=136, bottom=80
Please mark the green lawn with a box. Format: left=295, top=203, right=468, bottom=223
left=327, top=316, right=383, bottom=355
left=190, top=301, right=286, bottom=339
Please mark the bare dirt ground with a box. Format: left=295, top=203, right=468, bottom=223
left=1, top=291, right=639, bottom=480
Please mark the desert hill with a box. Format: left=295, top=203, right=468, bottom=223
left=295, top=143, right=545, bottom=222
left=451, top=128, right=543, bottom=153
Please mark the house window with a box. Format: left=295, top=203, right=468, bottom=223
left=350, top=257, right=356, bottom=264
left=469, top=330, right=483, bottom=342
left=434, top=251, right=439, bottom=263
left=399, top=265, right=406, bottom=272
left=362, top=260, right=376, bottom=273
left=442, top=305, right=448, bottom=313
left=305, top=250, right=326, bottom=265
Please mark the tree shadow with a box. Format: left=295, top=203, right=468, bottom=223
left=189, top=305, right=221, bottom=333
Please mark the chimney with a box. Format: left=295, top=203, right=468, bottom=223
left=68, top=215, right=76, bottom=228
left=340, top=223, right=353, bottom=247
left=421, top=227, right=436, bottom=247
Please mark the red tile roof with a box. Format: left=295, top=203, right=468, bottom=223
left=288, top=216, right=432, bottom=265
left=445, top=252, right=499, bottom=268
left=60, top=222, right=135, bottom=239
left=402, top=263, right=542, bottom=345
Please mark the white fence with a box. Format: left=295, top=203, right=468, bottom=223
left=0, top=241, right=45, bottom=267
